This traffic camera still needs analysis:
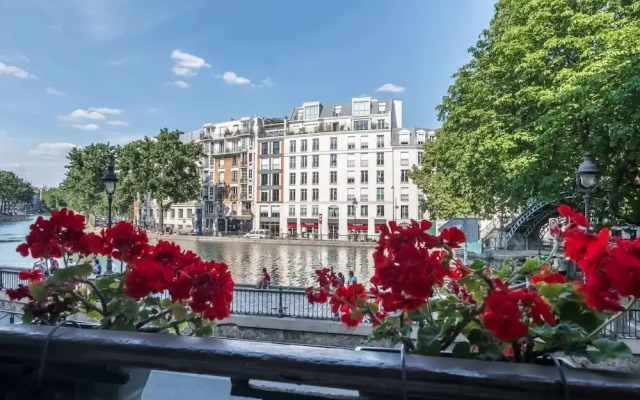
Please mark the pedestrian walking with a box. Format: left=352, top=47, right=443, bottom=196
left=93, top=259, right=102, bottom=276
left=337, top=272, right=345, bottom=286
left=347, top=271, right=357, bottom=286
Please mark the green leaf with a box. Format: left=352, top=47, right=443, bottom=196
left=515, top=259, right=540, bottom=277
left=160, top=298, right=172, bottom=308
left=170, top=303, right=187, bottom=321
left=29, top=281, right=48, bottom=302
left=108, top=282, right=119, bottom=289
left=469, top=259, right=485, bottom=272
left=558, top=301, right=600, bottom=332
left=86, top=310, right=102, bottom=321
left=53, top=263, right=93, bottom=282
left=111, top=318, right=136, bottom=332
left=416, top=339, right=441, bottom=356
left=588, top=339, right=632, bottom=363
left=143, top=297, right=160, bottom=307
left=22, top=310, right=35, bottom=324
left=118, top=298, right=138, bottom=320
left=452, top=342, right=471, bottom=359
left=536, top=283, right=566, bottom=302
left=467, top=329, right=485, bottom=345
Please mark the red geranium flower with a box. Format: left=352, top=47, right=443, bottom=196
left=6, top=285, right=31, bottom=301
left=558, top=204, right=588, bottom=228
left=18, top=269, right=43, bottom=282
left=102, top=221, right=149, bottom=263
left=439, top=227, right=466, bottom=248
left=124, top=259, right=173, bottom=300
left=530, top=265, right=566, bottom=285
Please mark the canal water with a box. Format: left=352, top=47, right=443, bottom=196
left=0, top=216, right=375, bottom=287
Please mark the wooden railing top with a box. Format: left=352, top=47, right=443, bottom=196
left=0, top=325, right=638, bottom=399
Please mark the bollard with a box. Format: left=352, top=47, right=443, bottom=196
left=277, top=287, right=285, bottom=318
left=9, top=313, right=14, bottom=324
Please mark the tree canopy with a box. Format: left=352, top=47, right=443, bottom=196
left=0, top=170, right=33, bottom=212
left=41, top=187, right=67, bottom=211
left=413, top=0, right=640, bottom=224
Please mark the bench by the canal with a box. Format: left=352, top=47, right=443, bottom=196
left=0, top=324, right=639, bottom=399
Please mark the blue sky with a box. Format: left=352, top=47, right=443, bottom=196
left=0, top=0, right=496, bottom=187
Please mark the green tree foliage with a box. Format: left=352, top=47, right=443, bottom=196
left=118, top=129, right=201, bottom=230
left=413, top=0, right=640, bottom=223
left=41, top=187, right=67, bottom=210
left=0, top=170, right=33, bottom=213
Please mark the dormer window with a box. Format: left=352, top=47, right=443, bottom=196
left=334, top=105, right=342, bottom=116
left=379, top=102, right=386, bottom=113
left=353, top=100, right=370, bottom=116
left=304, top=104, right=319, bottom=120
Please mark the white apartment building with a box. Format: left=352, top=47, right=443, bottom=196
left=256, top=97, right=434, bottom=239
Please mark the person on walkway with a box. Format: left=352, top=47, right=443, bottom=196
left=347, top=271, right=357, bottom=286
left=257, top=268, right=271, bottom=289
left=337, top=272, right=345, bottom=287
left=50, top=258, right=60, bottom=274
left=93, top=259, right=102, bottom=276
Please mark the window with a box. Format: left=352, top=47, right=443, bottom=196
left=330, top=137, right=337, bottom=150
left=400, top=133, right=410, bottom=145
left=289, top=173, right=296, bottom=185
left=260, top=206, right=268, bottom=217
left=248, top=185, right=253, bottom=197
left=377, top=188, right=384, bottom=201
left=378, top=102, right=386, bottom=113
left=376, top=152, right=384, bottom=166
left=312, top=155, right=319, bottom=168
left=360, top=188, right=368, bottom=202
left=312, top=205, right=319, bottom=216
left=232, top=171, right=238, bottom=183
left=272, top=173, right=280, bottom=186
left=334, top=105, right=341, bottom=116
left=289, top=189, right=296, bottom=201
left=261, top=191, right=268, bottom=202
left=219, top=159, right=225, bottom=167
left=301, top=172, right=307, bottom=184
left=377, top=170, right=384, bottom=184
left=418, top=152, right=423, bottom=165
left=377, top=205, right=385, bottom=217
left=401, top=152, right=409, bottom=166
left=401, top=205, right=409, bottom=219
left=272, top=190, right=280, bottom=202
left=218, top=171, right=225, bottom=183
left=361, top=170, right=368, bottom=184
left=361, top=153, right=369, bottom=167
left=178, top=209, right=183, bottom=219
left=296, top=109, right=303, bottom=120
left=261, top=173, right=269, bottom=186
left=248, top=169, right=253, bottom=179
left=273, top=141, right=280, bottom=154
left=312, top=188, right=319, bottom=200
left=187, top=209, right=192, bottom=218
left=347, top=153, right=355, bottom=167
left=272, top=158, right=281, bottom=170
left=353, top=100, right=369, bottom=116
left=360, top=136, right=369, bottom=149
left=289, top=205, right=296, bottom=216
left=330, top=188, right=337, bottom=201
left=347, top=171, right=355, bottom=184
left=301, top=139, right=308, bottom=152
left=417, top=132, right=426, bottom=144
left=354, top=120, right=369, bottom=131
left=290, top=156, right=296, bottom=169
left=261, top=142, right=269, bottom=155
left=401, top=187, right=409, bottom=202
left=304, top=104, right=319, bottom=120
left=377, top=135, right=384, bottom=148
left=301, top=156, right=308, bottom=168
left=300, top=206, right=307, bottom=216
left=312, top=138, right=319, bottom=151
left=241, top=170, right=247, bottom=182
left=330, top=171, right=337, bottom=184
left=232, top=156, right=237, bottom=167
left=347, top=136, right=356, bottom=149
left=301, top=189, right=307, bottom=201
left=361, top=205, right=368, bottom=217
left=312, top=171, right=319, bottom=184
left=401, top=170, right=409, bottom=183
left=330, top=154, right=337, bottom=167
left=347, top=188, right=355, bottom=200
left=170, top=209, right=175, bottom=218
left=260, top=158, right=269, bottom=170
left=329, top=206, right=339, bottom=218
left=347, top=205, right=355, bottom=217
left=290, top=140, right=296, bottom=153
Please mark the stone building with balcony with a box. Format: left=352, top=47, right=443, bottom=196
left=255, top=118, right=287, bottom=235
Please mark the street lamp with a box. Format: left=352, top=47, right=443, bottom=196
left=576, top=154, right=600, bottom=228
left=102, top=165, right=117, bottom=275
left=351, top=199, right=358, bottom=241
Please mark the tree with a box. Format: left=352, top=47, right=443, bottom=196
left=118, top=129, right=201, bottom=231
left=41, top=187, right=67, bottom=210
left=412, top=0, right=640, bottom=224
left=0, top=170, right=33, bottom=213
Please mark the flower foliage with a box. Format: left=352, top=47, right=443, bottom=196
left=14, top=208, right=234, bottom=335
left=306, top=208, right=636, bottom=363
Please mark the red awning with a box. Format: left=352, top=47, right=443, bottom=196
left=374, top=224, right=386, bottom=230
left=301, top=223, right=318, bottom=228
left=348, top=224, right=368, bottom=231
left=287, top=222, right=297, bottom=228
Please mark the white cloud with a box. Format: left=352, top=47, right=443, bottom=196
left=376, top=83, right=405, bottom=93
left=0, top=53, right=30, bottom=63
left=46, top=87, right=66, bottom=96
left=72, top=123, right=100, bottom=131
left=89, top=107, right=122, bottom=115
left=29, top=142, right=77, bottom=157
left=0, top=62, right=38, bottom=79
left=222, top=71, right=250, bottom=85
left=171, top=49, right=210, bottom=76
left=59, top=109, right=106, bottom=122
left=253, top=76, right=274, bottom=88
left=106, top=120, right=129, bottom=127
left=171, top=80, right=189, bottom=88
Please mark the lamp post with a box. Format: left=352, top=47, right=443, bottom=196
left=575, top=154, right=601, bottom=228
left=102, top=165, right=117, bottom=275
left=351, top=199, right=358, bottom=241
